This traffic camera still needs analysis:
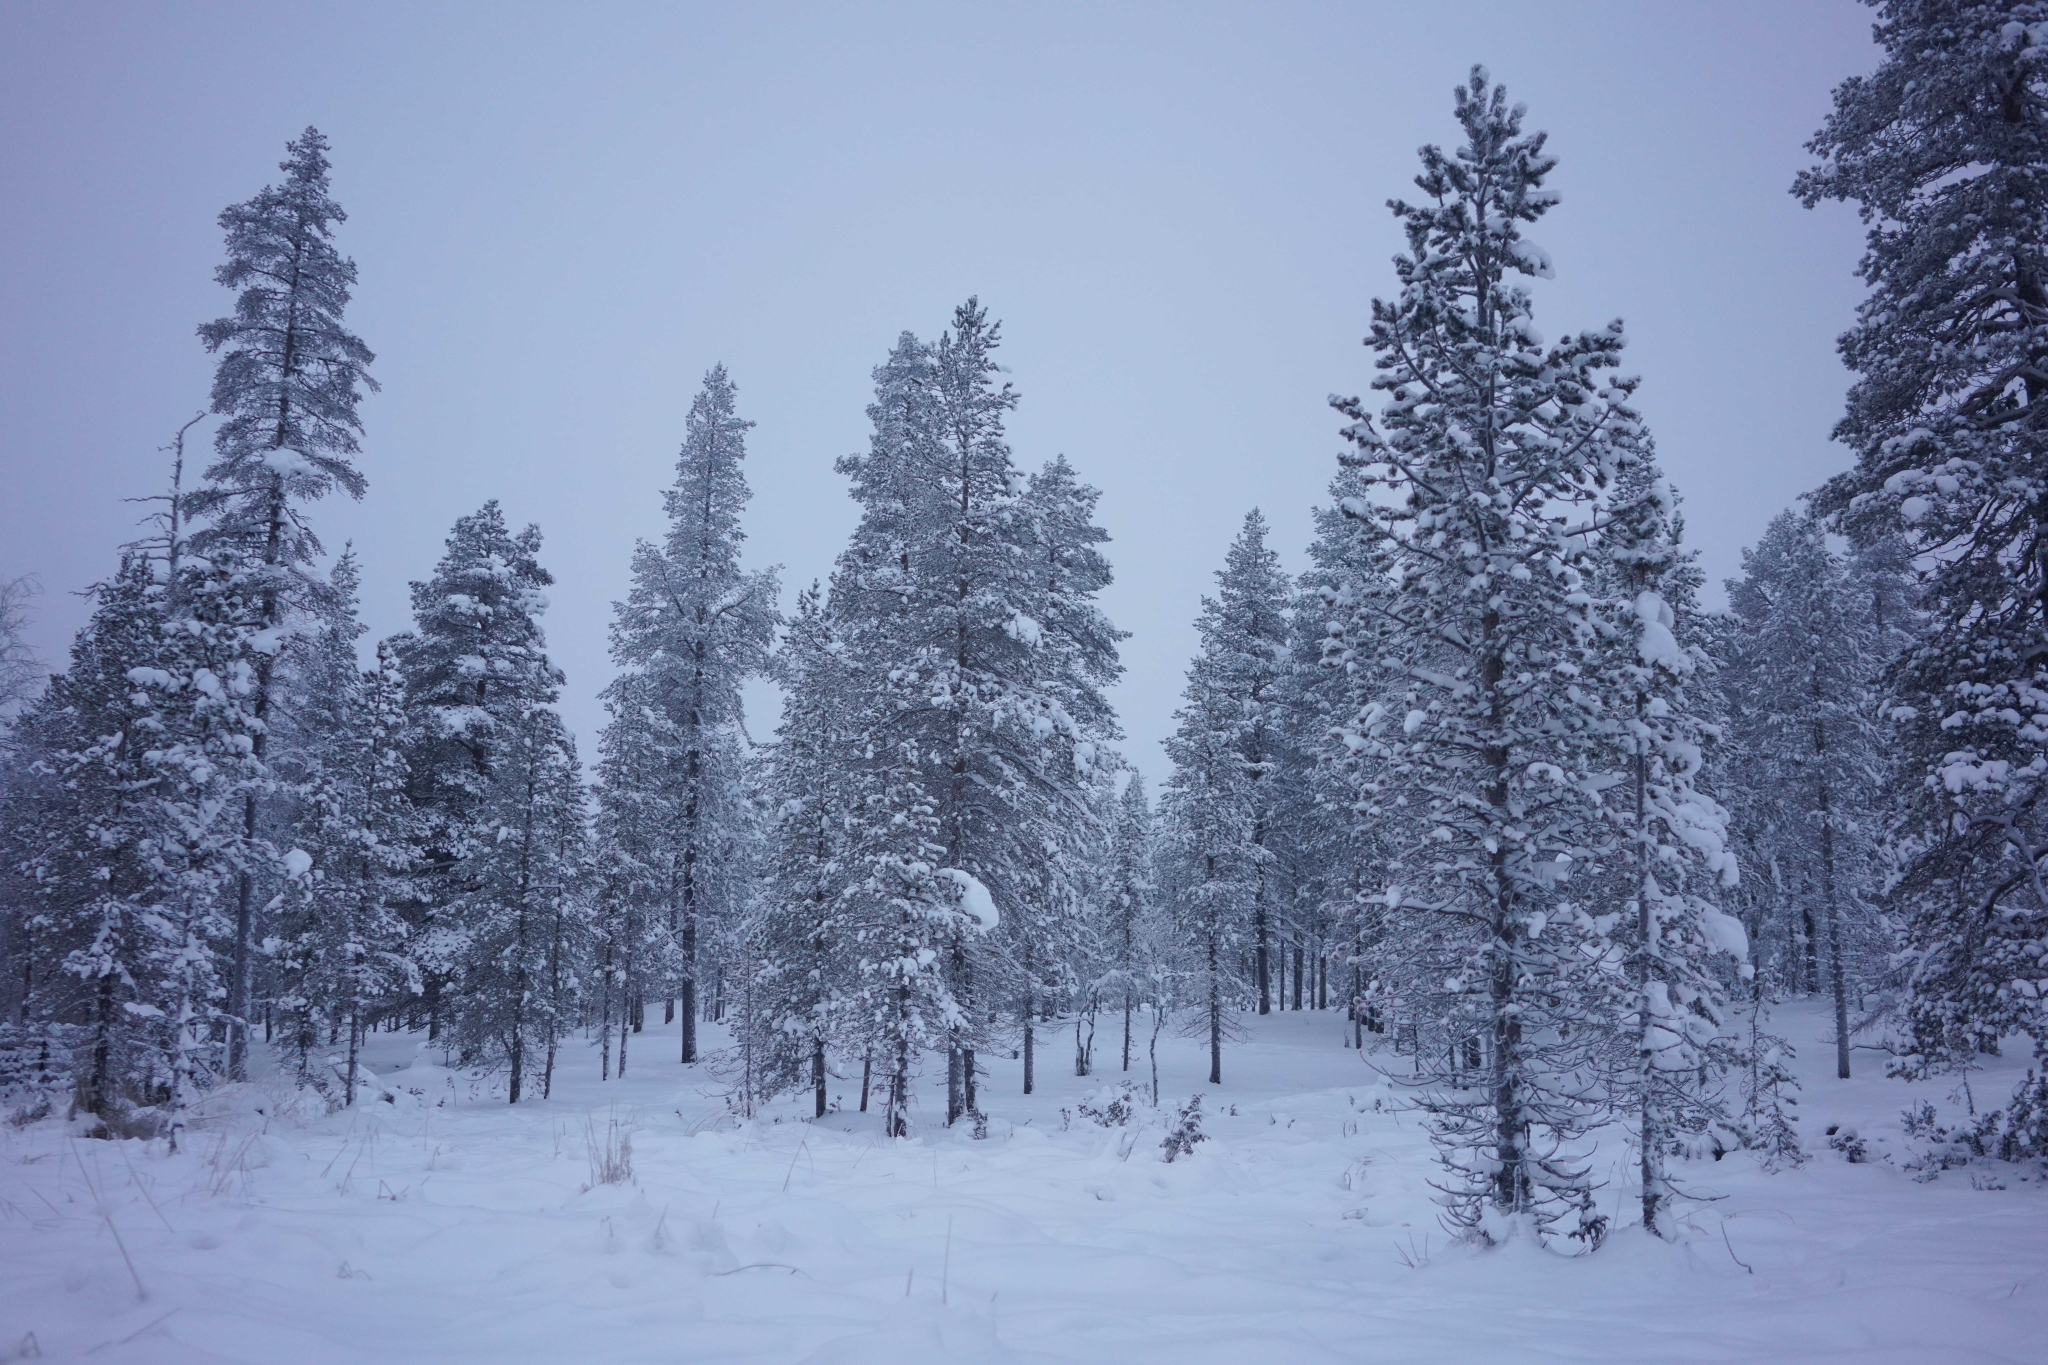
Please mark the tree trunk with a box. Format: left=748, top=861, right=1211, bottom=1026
left=859, top=1050, right=871, bottom=1113
left=1122, top=987, right=1133, bottom=1072
left=1819, top=777, right=1851, bottom=1080
left=1256, top=908, right=1271, bottom=1015
left=1150, top=1014, right=1162, bottom=1107
left=345, top=1008, right=360, bottom=1108
left=1632, top=729, right=1668, bottom=1237
left=886, top=985, right=911, bottom=1137
left=1022, top=982, right=1036, bottom=1096
left=680, top=915, right=698, bottom=1063
left=1207, top=934, right=1223, bottom=1087
left=1490, top=916, right=1524, bottom=1215
left=1480, top=610, right=1526, bottom=1219
left=813, top=1039, right=827, bottom=1119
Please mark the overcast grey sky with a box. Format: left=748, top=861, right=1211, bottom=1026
left=1, top=1, right=1874, bottom=778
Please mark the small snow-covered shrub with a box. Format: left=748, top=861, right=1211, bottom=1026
left=1901, top=1071, right=2048, bottom=1170
left=1825, top=1124, right=1869, bottom=1163
left=584, top=1113, right=633, bottom=1188
left=1162, top=1094, right=1207, bottom=1162
left=1076, top=1084, right=1137, bottom=1128
left=1977, top=1070, right=2048, bottom=1164
left=6, top=1094, right=51, bottom=1128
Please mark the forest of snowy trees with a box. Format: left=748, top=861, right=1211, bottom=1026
left=9, top=3, right=2048, bottom=1255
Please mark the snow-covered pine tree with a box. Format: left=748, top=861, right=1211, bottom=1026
left=826, top=304, right=1122, bottom=1128
left=589, top=672, right=683, bottom=1078
left=1156, top=512, right=1293, bottom=1082
left=1797, top=3, right=2048, bottom=1076
left=1158, top=661, right=1255, bottom=1088
left=750, top=585, right=856, bottom=1116
left=1298, top=450, right=1415, bottom=1046
left=1721, top=512, right=1889, bottom=1080
left=1103, top=775, right=1154, bottom=1073
left=825, top=325, right=984, bottom=1131
left=188, top=128, right=376, bottom=1080
left=459, top=704, right=586, bottom=1104
left=119, top=552, right=267, bottom=1144
left=600, top=366, right=777, bottom=1064
left=1204, top=513, right=1292, bottom=1014
left=21, top=545, right=264, bottom=1139
left=271, top=556, right=418, bottom=1104
left=1010, top=454, right=1124, bottom=1091
left=394, top=503, right=565, bottom=1075
left=1325, top=68, right=1637, bottom=1249
left=22, top=556, right=193, bottom=1125
left=1594, top=456, right=1746, bottom=1236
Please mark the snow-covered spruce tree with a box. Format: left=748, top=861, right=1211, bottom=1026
left=1298, top=450, right=1417, bottom=1045
left=588, top=672, right=684, bottom=1077
left=1326, top=69, right=1639, bottom=1249
left=600, top=366, right=777, bottom=1064
left=1593, top=457, right=1747, bottom=1236
left=270, top=556, right=418, bottom=1104
left=1159, top=663, right=1255, bottom=1088
left=17, top=559, right=185, bottom=1122
left=749, top=586, right=856, bottom=1116
left=1269, top=570, right=1357, bottom=1019
left=187, top=128, right=376, bottom=1080
left=1103, top=775, right=1154, bottom=1073
left=459, top=705, right=587, bottom=1103
left=394, top=503, right=566, bottom=1078
left=1797, top=3, right=2048, bottom=1080
left=1203, top=513, right=1293, bottom=1013
left=826, top=305, right=1123, bottom=1128
left=25, top=548, right=264, bottom=1138
left=1008, top=455, right=1124, bottom=1092
left=1721, top=512, right=1890, bottom=1079
left=1063, top=785, right=1116, bottom=1080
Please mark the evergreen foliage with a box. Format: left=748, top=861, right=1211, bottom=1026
left=1799, top=1, right=2048, bottom=1081
left=189, top=127, right=376, bottom=1079
left=821, top=303, right=1122, bottom=1131
left=598, top=366, right=778, bottom=1064
left=395, top=502, right=577, bottom=1099
left=1720, top=513, right=1895, bottom=1078
left=1321, top=68, right=1642, bottom=1249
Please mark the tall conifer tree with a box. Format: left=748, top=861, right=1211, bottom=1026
left=395, top=503, right=564, bottom=1072
left=190, top=128, right=376, bottom=1078
left=827, top=303, right=1122, bottom=1129
left=1325, top=69, right=1637, bottom=1247
left=1798, top=2, right=2048, bottom=1077
left=600, top=367, right=778, bottom=1063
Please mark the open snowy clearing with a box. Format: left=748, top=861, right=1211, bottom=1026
left=1, top=1002, right=2041, bottom=1364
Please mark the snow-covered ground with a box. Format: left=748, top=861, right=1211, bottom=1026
left=2, top=1001, right=2042, bottom=1363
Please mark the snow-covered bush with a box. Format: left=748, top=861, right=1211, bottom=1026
left=1076, top=1083, right=1138, bottom=1128
left=1162, top=1094, right=1207, bottom=1162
